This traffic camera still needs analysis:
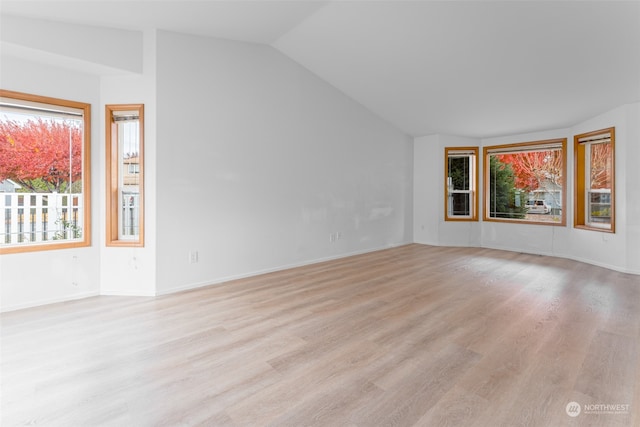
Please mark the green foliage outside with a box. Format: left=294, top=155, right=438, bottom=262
left=448, top=156, right=471, bottom=216
left=52, top=217, right=82, bottom=240
left=449, top=156, right=469, bottom=190
left=489, top=156, right=526, bottom=219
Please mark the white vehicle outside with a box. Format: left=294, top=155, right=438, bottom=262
left=526, top=200, right=551, bottom=214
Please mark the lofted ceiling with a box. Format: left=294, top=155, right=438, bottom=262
left=1, top=0, right=639, bottom=138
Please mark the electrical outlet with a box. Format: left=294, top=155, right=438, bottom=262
left=71, top=255, right=79, bottom=287
left=189, top=251, right=199, bottom=263
left=329, top=232, right=343, bottom=243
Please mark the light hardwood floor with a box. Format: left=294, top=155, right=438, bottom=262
left=2, top=244, right=639, bottom=426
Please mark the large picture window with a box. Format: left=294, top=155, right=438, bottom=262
left=445, top=147, right=478, bottom=221
left=0, top=90, right=91, bottom=254
left=484, top=139, right=566, bottom=225
left=574, top=128, right=614, bottom=232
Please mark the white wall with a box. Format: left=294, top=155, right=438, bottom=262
left=624, top=103, right=640, bottom=272
left=0, top=18, right=147, bottom=310
left=414, top=134, right=481, bottom=247
left=155, top=31, right=413, bottom=294
left=1, top=15, right=142, bottom=74
left=99, top=30, right=157, bottom=296
left=414, top=103, right=640, bottom=274
left=413, top=134, right=440, bottom=245
left=0, top=56, right=102, bottom=311
left=565, top=103, right=638, bottom=273
left=1, top=25, right=413, bottom=310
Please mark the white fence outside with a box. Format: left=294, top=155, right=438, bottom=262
left=120, top=190, right=140, bottom=239
left=1, top=192, right=83, bottom=246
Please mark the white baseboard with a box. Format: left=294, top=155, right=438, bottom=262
left=156, top=242, right=413, bottom=296
left=1, top=290, right=100, bottom=313
left=476, top=242, right=640, bottom=275
left=100, top=290, right=157, bottom=297
left=2, top=243, right=413, bottom=312
left=564, top=254, right=640, bottom=275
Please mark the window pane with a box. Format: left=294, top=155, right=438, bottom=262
left=106, top=104, right=144, bottom=246
left=118, top=119, right=140, bottom=239
left=587, top=143, right=612, bottom=228
left=450, top=192, right=470, bottom=216
left=488, top=156, right=527, bottom=219
left=445, top=147, right=477, bottom=221
left=589, top=142, right=612, bottom=190
left=1, top=92, right=89, bottom=251
left=485, top=140, right=565, bottom=224
left=448, top=156, right=470, bottom=190
left=574, top=128, right=614, bottom=232
left=588, top=190, right=611, bottom=226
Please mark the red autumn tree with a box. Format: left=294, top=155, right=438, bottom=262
left=497, top=143, right=612, bottom=193
left=496, top=150, right=563, bottom=192
left=0, top=118, right=82, bottom=192
left=588, top=142, right=613, bottom=189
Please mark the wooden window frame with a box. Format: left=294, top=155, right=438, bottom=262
left=483, top=138, right=567, bottom=226
left=0, top=89, right=91, bottom=254
left=105, top=104, right=144, bottom=247
left=574, top=127, right=615, bottom=233
left=444, top=147, right=479, bottom=221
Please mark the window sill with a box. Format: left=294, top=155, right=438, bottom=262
left=574, top=224, right=615, bottom=234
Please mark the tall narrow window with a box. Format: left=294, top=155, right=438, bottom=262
left=0, top=90, right=91, bottom=254
left=574, top=128, right=614, bottom=232
left=106, top=104, right=144, bottom=246
left=484, top=139, right=566, bottom=225
left=445, top=147, right=478, bottom=221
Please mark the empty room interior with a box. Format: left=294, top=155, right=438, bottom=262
left=1, top=1, right=640, bottom=426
